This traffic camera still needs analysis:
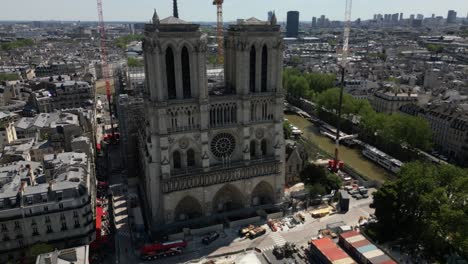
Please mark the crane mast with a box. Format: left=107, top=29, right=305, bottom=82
left=213, top=0, right=224, bottom=65
left=333, top=0, right=352, bottom=171
left=96, top=0, right=115, bottom=138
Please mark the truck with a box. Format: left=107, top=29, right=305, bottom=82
left=139, top=240, right=187, bottom=261
left=247, top=226, right=266, bottom=239
left=239, top=225, right=256, bottom=237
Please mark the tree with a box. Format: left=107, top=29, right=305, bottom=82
left=426, top=44, right=444, bottom=56
left=300, top=164, right=342, bottom=194
left=283, top=121, right=292, bottom=139
left=127, top=57, right=144, bottom=67
left=316, top=88, right=359, bottom=115
left=371, top=162, right=468, bottom=261
left=114, top=34, right=143, bottom=49
left=0, top=73, right=20, bottom=81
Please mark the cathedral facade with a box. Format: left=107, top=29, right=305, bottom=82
left=140, top=10, right=285, bottom=227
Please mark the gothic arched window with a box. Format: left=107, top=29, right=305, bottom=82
left=187, top=149, right=195, bottom=167
left=261, top=45, right=268, bottom=92
left=181, top=46, right=191, bottom=98
left=173, top=151, right=181, bottom=169
left=261, top=139, right=267, bottom=156
left=166, top=47, right=177, bottom=99
left=250, top=140, right=256, bottom=158
left=249, top=46, right=256, bottom=93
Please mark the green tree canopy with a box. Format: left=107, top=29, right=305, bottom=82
left=300, top=164, right=342, bottom=195
left=283, top=69, right=336, bottom=100
left=283, top=121, right=292, bottom=139
left=0, top=39, right=34, bottom=51
left=371, top=162, right=468, bottom=261
left=114, top=34, right=143, bottom=49
left=0, top=73, right=20, bottom=81
left=315, top=88, right=432, bottom=152
left=426, top=44, right=444, bottom=54
left=127, top=57, right=144, bottom=67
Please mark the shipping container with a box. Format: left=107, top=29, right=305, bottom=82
left=310, top=238, right=356, bottom=264
left=369, top=254, right=393, bottom=264
left=338, top=231, right=397, bottom=264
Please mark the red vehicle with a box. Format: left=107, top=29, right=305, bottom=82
left=140, top=240, right=187, bottom=261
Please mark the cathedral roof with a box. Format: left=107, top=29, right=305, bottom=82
left=160, top=16, right=189, bottom=24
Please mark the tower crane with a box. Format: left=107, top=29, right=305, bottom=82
left=333, top=0, right=352, bottom=171
left=213, top=0, right=224, bottom=65
left=96, top=0, right=115, bottom=138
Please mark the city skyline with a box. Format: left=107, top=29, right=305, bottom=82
left=1, top=0, right=467, bottom=22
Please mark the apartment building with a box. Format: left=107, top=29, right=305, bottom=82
left=0, top=112, right=18, bottom=150
left=29, top=81, right=93, bottom=113
left=0, top=153, right=94, bottom=262
left=371, top=90, right=418, bottom=113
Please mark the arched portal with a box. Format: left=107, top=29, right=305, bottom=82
left=212, top=184, right=245, bottom=213
left=174, top=196, right=203, bottom=221
left=251, top=181, right=274, bottom=206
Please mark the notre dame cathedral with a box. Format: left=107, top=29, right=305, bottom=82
left=140, top=6, right=285, bottom=228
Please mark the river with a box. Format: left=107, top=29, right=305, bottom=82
left=285, top=114, right=394, bottom=183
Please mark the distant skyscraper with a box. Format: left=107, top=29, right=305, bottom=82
left=312, top=17, right=317, bottom=28
left=373, top=14, right=377, bottom=20
left=286, top=11, right=300, bottom=38
left=410, top=14, right=415, bottom=20
left=417, top=14, right=424, bottom=20
left=391, top=13, right=399, bottom=23
left=400, top=13, right=403, bottom=21
left=447, top=10, right=457, bottom=24
left=318, top=15, right=326, bottom=27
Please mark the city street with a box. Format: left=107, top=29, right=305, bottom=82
left=130, top=192, right=375, bottom=264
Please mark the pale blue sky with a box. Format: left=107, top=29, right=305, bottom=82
left=1, top=0, right=467, bottom=22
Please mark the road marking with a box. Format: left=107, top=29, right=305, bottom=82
left=270, top=232, right=286, bottom=246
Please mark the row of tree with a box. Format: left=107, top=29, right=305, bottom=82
left=0, top=39, right=34, bottom=51
left=114, top=34, right=143, bottom=49
left=316, top=87, right=433, bottom=152
left=0, top=73, right=20, bottom=81
left=370, top=161, right=468, bottom=262
left=283, top=68, right=336, bottom=101
left=127, top=57, right=144, bottom=67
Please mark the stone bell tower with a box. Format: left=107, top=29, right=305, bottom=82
left=141, top=9, right=285, bottom=228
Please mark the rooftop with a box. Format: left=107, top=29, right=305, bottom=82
left=0, top=152, right=89, bottom=206
left=35, top=245, right=89, bottom=264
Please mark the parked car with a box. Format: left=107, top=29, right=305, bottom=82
left=362, top=193, right=369, bottom=199
left=354, top=194, right=363, bottom=200
left=202, top=232, right=219, bottom=245
left=349, top=189, right=359, bottom=195
left=358, top=187, right=368, bottom=194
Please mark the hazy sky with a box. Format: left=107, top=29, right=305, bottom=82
left=1, top=0, right=467, bottom=22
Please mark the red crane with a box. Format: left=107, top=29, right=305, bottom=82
left=96, top=0, right=115, bottom=138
